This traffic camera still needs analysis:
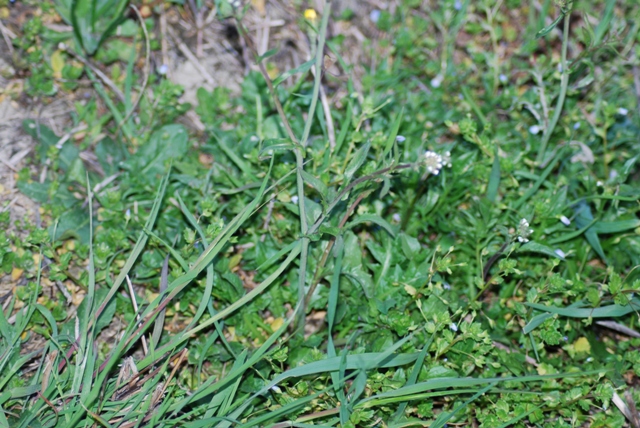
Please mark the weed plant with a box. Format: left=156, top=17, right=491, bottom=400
left=1, top=0, right=640, bottom=426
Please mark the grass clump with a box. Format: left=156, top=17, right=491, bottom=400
left=1, top=0, right=640, bottom=426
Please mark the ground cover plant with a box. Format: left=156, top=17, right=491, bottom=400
left=1, top=0, right=640, bottom=426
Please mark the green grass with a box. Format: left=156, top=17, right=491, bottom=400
left=2, top=0, right=640, bottom=426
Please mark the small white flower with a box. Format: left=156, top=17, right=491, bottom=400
left=157, top=64, right=169, bottom=75
left=392, top=213, right=401, bottom=222
left=230, top=0, right=242, bottom=8
left=560, top=215, right=571, bottom=226
left=609, top=169, right=618, bottom=180
left=499, top=74, right=508, bottom=83
left=424, top=151, right=443, bottom=175
left=449, top=323, right=458, bottom=332
left=291, top=195, right=299, bottom=204
left=529, top=125, right=540, bottom=135
left=618, top=107, right=628, bottom=116
left=586, top=357, right=593, bottom=362
left=517, top=218, right=533, bottom=243
left=573, top=122, right=581, bottom=130
left=125, top=209, right=131, bottom=221
left=596, top=181, right=603, bottom=187
left=557, top=63, right=563, bottom=73
left=369, top=9, right=381, bottom=23
left=554, top=249, right=566, bottom=259
left=441, top=151, right=452, bottom=168
left=395, top=135, right=406, bottom=143
left=271, top=385, right=282, bottom=393
left=430, top=75, right=442, bottom=88
left=443, top=282, right=451, bottom=290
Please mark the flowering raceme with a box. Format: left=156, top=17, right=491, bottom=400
left=517, top=218, right=533, bottom=243
left=423, top=150, right=451, bottom=176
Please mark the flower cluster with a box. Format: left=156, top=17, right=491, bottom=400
left=517, top=218, right=533, bottom=243
left=423, top=150, right=452, bottom=176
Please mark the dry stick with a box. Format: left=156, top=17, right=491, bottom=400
left=115, top=4, right=151, bottom=136
left=235, top=20, right=298, bottom=144
left=126, top=275, right=149, bottom=356
left=160, top=3, right=170, bottom=77
left=61, top=44, right=126, bottom=102
left=320, top=84, right=336, bottom=150
left=167, top=25, right=216, bottom=85
left=153, top=348, right=188, bottom=407
left=187, top=0, right=204, bottom=58
left=0, top=18, right=14, bottom=56
left=304, top=191, right=368, bottom=309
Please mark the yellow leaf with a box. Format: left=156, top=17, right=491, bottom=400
left=404, top=284, right=417, bottom=296
left=270, top=317, right=284, bottom=331
left=72, top=292, right=86, bottom=307
left=51, top=50, right=65, bottom=79
left=573, top=337, right=591, bottom=353
left=251, top=0, right=265, bottom=15
left=11, top=267, right=24, bottom=281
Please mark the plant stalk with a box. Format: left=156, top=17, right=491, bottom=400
left=536, top=10, right=571, bottom=165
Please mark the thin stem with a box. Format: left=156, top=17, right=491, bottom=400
left=536, top=10, right=571, bottom=165
left=235, top=21, right=298, bottom=145
left=308, top=163, right=413, bottom=236
left=294, top=2, right=332, bottom=332
left=304, top=192, right=368, bottom=309
left=400, top=180, right=427, bottom=231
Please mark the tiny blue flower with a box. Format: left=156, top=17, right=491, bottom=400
left=370, top=9, right=381, bottom=23
left=157, top=64, right=169, bottom=75
left=395, top=135, right=406, bottom=143
left=618, top=107, right=629, bottom=116
left=499, top=74, right=507, bottom=83
left=529, top=125, right=540, bottom=135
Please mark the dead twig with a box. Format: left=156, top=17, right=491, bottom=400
left=167, top=25, right=216, bottom=85
left=115, top=4, right=151, bottom=135
left=0, top=18, right=15, bottom=56
left=235, top=20, right=298, bottom=144
left=304, top=191, right=369, bottom=308
left=61, top=44, right=126, bottom=102
left=125, top=275, right=149, bottom=356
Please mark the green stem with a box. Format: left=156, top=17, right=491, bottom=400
left=536, top=10, right=571, bottom=165
left=400, top=181, right=426, bottom=231
left=295, top=2, right=332, bottom=332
